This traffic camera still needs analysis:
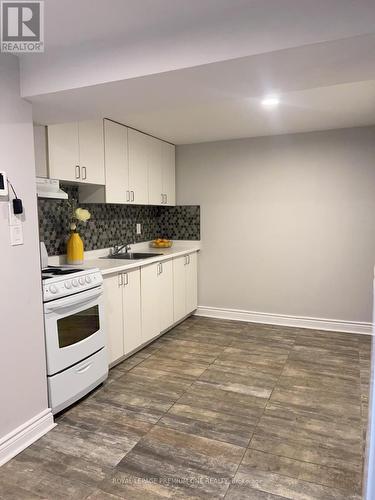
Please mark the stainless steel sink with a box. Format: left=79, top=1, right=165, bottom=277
left=103, top=252, right=163, bottom=260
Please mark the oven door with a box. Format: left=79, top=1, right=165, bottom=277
left=44, top=285, right=105, bottom=376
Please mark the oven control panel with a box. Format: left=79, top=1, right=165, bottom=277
left=43, top=270, right=103, bottom=302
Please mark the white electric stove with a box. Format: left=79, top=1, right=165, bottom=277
left=41, top=264, right=108, bottom=414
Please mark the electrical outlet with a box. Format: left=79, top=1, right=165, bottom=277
left=136, top=223, right=141, bottom=235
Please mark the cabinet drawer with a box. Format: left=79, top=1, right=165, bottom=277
left=48, top=348, right=108, bottom=414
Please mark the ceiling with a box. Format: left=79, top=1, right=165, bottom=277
left=24, top=0, right=375, bottom=144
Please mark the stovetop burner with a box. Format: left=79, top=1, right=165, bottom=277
left=41, top=266, right=84, bottom=280
left=42, top=266, right=84, bottom=276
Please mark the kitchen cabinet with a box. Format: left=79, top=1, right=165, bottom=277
left=141, top=260, right=174, bottom=343
left=48, top=120, right=105, bottom=185
left=104, top=119, right=129, bottom=204
left=48, top=122, right=79, bottom=182
left=161, top=142, right=176, bottom=205
left=48, top=118, right=175, bottom=205
left=148, top=139, right=175, bottom=206
left=103, top=268, right=142, bottom=365
left=128, top=128, right=149, bottom=204
left=148, top=136, right=163, bottom=205
left=173, top=252, right=198, bottom=323
left=103, top=251, right=198, bottom=367
left=78, top=120, right=105, bottom=184
left=33, top=124, right=48, bottom=177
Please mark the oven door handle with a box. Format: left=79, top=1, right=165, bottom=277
left=76, top=361, right=93, bottom=373
left=44, top=287, right=103, bottom=313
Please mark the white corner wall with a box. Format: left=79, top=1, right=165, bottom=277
left=0, top=55, right=53, bottom=465
left=176, top=127, right=375, bottom=331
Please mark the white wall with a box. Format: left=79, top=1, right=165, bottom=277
left=0, top=55, right=51, bottom=456
left=177, top=126, right=375, bottom=325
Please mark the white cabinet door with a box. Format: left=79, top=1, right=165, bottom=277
left=162, top=142, right=176, bottom=206
left=141, top=263, right=160, bottom=343
left=128, top=128, right=149, bottom=204
left=78, top=120, right=105, bottom=185
left=103, top=273, right=124, bottom=364
left=122, top=268, right=142, bottom=354
left=104, top=119, right=129, bottom=203
left=186, top=252, right=198, bottom=314
left=173, top=255, right=187, bottom=323
left=173, top=252, right=198, bottom=322
left=158, top=260, right=174, bottom=332
left=48, top=122, right=79, bottom=182
left=148, top=136, right=163, bottom=205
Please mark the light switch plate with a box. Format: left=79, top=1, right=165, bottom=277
left=8, top=201, right=21, bottom=226
left=10, top=224, right=23, bottom=245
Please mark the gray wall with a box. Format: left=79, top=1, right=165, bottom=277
left=176, top=126, right=375, bottom=323
left=0, top=55, right=48, bottom=437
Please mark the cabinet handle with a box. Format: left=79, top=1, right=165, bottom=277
left=131, top=191, right=135, bottom=202
left=160, top=263, right=163, bottom=274
left=184, top=256, right=188, bottom=265
left=123, top=273, right=128, bottom=286
left=161, top=193, right=164, bottom=204
left=76, top=362, right=92, bottom=374
left=82, top=166, right=87, bottom=180
left=187, top=254, right=190, bottom=265
left=75, top=165, right=80, bottom=179
left=126, top=190, right=130, bottom=202
left=118, top=273, right=123, bottom=287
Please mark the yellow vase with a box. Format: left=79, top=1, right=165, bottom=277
left=67, top=231, right=84, bottom=265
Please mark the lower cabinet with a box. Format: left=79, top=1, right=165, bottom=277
left=104, top=252, right=198, bottom=367
left=173, top=252, right=198, bottom=323
left=141, top=260, right=174, bottom=343
left=103, top=268, right=142, bottom=365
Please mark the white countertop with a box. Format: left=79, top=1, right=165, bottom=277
left=48, top=241, right=200, bottom=276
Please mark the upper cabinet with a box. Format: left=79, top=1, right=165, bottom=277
left=162, top=142, right=176, bottom=206
left=148, top=138, right=175, bottom=206
left=78, top=120, right=105, bottom=184
left=48, top=120, right=105, bottom=185
left=128, top=128, right=150, bottom=205
left=148, top=135, right=163, bottom=205
left=48, top=118, right=175, bottom=206
left=48, top=122, right=79, bottom=182
left=103, top=119, right=129, bottom=204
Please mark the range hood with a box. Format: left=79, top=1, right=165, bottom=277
left=36, top=177, right=68, bottom=200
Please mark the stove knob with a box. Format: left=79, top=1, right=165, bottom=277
left=79, top=277, right=85, bottom=285
left=49, top=284, right=57, bottom=294
left=85, top=275, right=92, bottom=284
left=64, top=281, right=72, bottom=289
left=72, top=279, right=78, bottom=287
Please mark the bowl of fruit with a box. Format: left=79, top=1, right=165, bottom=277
left=150, top=238, right=173, bottom=248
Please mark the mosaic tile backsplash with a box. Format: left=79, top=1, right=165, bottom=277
left=38, top=185, right=200, bottom=256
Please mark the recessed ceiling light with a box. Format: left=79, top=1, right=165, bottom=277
left=261, top=95, right=280, bottom=107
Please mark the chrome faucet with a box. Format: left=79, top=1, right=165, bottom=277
left=111, top=243, right=132, bottom=256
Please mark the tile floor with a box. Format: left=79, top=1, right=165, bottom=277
left=0, top=316, right=371, bottom=499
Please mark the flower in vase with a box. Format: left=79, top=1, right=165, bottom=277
left=75, top=208, right=91, bottom=222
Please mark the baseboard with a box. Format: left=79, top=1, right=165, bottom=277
left=0, top=408, right=55, bottom=466
left=195, top=306, right=373, bottom=335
